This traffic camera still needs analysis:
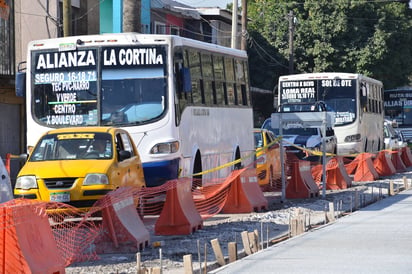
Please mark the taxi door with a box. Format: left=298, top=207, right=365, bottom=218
left=112, top=131, right=146, bottom=188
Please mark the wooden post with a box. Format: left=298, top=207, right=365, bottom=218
left=136, top=252, right=141, bottom=274
left=228, top=242, right=237, bottom=263
left=248, top=231, right=258, bottom=253
left=241, top=231, right=252, bottom=255
left=254, top=229, right=260, bottom=251
left=211, top=238, right=226, bottom=266
left=326, top=202, right=336, bottom=222
left=389, top=181, right=395, bottom=196
left=183, top=254, right=193, bottom=274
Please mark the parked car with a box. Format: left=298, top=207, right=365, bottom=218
left=261, top=117, right=337, bottom=159
left=14, top=127, right=146, bottom=211
left=384, top=120, right=400, bottom=150
left=253, top=129, right=281, bottom=186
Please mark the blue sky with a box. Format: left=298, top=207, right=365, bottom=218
left=177, top=0, right=233, bottom=8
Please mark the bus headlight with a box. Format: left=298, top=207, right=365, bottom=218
left=83, top=174, right=109, bottom=185
left=344, top=134, right=361, bottom=143
left=15, top=176, right=38, bottom=190
left=150, top=141, right=179, bottom=154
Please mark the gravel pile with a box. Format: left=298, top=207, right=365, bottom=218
left=66, top=169, right=411, bottom=274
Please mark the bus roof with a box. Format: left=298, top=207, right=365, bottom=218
left=279, top=72, right=383, bottom=85
left=27, top=33, right=248, bottom=58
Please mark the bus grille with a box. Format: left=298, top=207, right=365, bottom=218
left=44, top=178, right=76, bottom=189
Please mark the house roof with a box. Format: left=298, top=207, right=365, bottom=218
left=152, top=0, right=201, bottom=19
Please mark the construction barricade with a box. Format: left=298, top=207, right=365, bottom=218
left=286, top=160, right=319, bottom=199
left=0, top=199, right=65, bottom=274
left=94, top=188, right=150, bottom=253
left=400, top=146, right=412, bottom=167
left=312, top=156, right=352, bottom=190
left=373, top=150, right=396, bottom=177
left=155, top=178, right=203, bottom=235
left=389, top=150, right=407, bottom=173
left=345, top=153, right=379, bottom=182
left=222, top=168, right=268, bottom=213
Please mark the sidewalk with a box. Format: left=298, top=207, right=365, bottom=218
left=211, top=188, right=412, bottom=273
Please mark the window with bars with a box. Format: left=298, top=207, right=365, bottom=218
left=0, top=0, right=14, bottom=76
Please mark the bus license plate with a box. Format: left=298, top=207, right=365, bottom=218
left=50, top=192, right=70, bottom=202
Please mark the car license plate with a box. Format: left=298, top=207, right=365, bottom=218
left=50, top=192, right=70, bottom=202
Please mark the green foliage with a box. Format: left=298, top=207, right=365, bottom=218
left=247, top=0, right=412, bottom=89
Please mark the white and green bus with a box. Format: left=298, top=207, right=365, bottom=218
left=18, top=33, right=255, bottom=187
left=277, top=72, right=384, bottom=155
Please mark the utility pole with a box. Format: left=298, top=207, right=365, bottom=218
left=231, top=0, right=238, bottom=49
left=241, top=0, right=247, bottom=50
left=63, top=0, right=71, bottom=37
left=288, top=10, right=296, bottom=74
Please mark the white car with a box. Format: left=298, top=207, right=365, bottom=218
left=262, top=118, right=337, bottom=159
left=384, top=120, right=400, bottom=150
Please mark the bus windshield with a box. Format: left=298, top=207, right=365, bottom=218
left=317, top=80, right=357, bottom=126
left=31, top=45, right=167, bottom=128
left=279, top=78, right=357, bottom=126
left=101, top=67, right=167, bottom=125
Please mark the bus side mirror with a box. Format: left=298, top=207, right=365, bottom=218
left=16, top=71, right=26, bottom=97
left=181, top=67, right=192, bottom=93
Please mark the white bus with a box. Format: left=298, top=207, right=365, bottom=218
left=277, top=72, right=384, bottom=155
left=19, top=33, right=255, bottom=187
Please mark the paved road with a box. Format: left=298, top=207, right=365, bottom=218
left=211, top=188, right=412, bottom=274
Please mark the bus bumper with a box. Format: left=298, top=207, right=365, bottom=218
left=337, top=142, right=363, bottom=156
left=142, top=158, right=180, bottom=187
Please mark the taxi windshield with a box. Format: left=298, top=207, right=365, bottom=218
left=29, top=132, right=113, bottom=161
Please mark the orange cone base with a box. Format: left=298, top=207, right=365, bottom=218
left=286, top=160, right=319, bottom=199
left=222, top=169, right=268, bottom=213
left=0, top=200, right=65, bottom=274
left=374, top=150, right=396, bottom=177
left=95, top=195, right=150, bottom=253
left=155, top=179, right=203, bottom=235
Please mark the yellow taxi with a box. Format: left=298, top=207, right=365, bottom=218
left=254, top=128, right=281, bottom=187
left=14, top=127, right=145, bottom=211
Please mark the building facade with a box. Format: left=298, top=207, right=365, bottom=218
left=5, top=0, right=240, bottom=182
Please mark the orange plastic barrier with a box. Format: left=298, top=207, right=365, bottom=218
left=400, top=146, right=412, bottom=167
left=222, top=168, right=268, bottom=213
left=0, top=200, right=65, bottom=273
left=95, top=191, right=150, bottom=253
left=312, top=157, right=351, bottom=190
left=389, top=150, right=406, bottom=173
left=350, top=153, right=379, bottom=182
left=286, top=160, right=319, bottom=199
left=373, top=150, right=396, bottom=177
left=155, top=178, right=203, bottom=235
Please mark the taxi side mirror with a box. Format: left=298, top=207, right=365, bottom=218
left=118, top=150, right=131, bottom=161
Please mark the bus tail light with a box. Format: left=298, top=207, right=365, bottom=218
left=150, top=141, right=179, bottom=154
left=344, top=134, right=361, bottom=143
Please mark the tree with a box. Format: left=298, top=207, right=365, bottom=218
left=123, top=0, right=141, bottom=32
left=247, top=0, right=412, bottom=89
